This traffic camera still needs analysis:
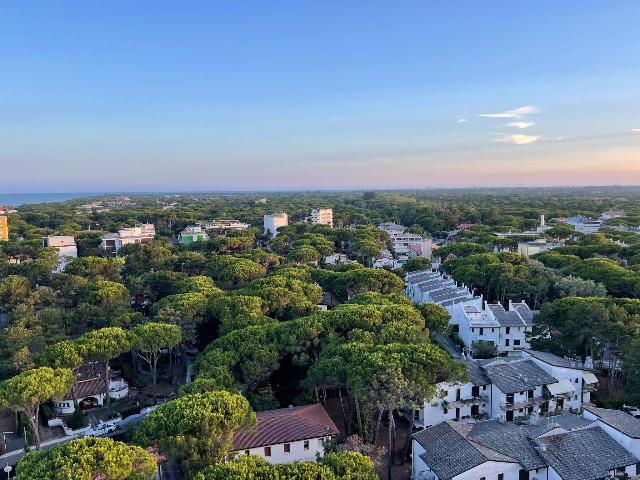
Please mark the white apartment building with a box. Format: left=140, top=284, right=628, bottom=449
left=418, top=353, right=598, bottom=428
left=378, top=222, right=432, bottom=260
left=264, top=213, right=288, bottom=237
left=405, top=270, right=535, bottom=355
left=309, top=208, right=333, bottom=227
left=232, top=404, right=339, bottom=464
left=43, top=235, right=78, bottom=272
left=100, top=224, right=156, bottom=252
left=583, top=406, right=640, bottom=459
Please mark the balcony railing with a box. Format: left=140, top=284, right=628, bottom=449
left=448, top=395, right=489, bottom=407
left=501, top=395, right=550, bottom=411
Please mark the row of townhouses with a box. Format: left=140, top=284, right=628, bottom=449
left=413, top=408, right=640, bottom=480
left=417, top=350, right=598, bottom=428
left=406, top=270, right=535, bottom=355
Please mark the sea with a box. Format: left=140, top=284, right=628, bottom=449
left=0, top=193, right=99, bottom=206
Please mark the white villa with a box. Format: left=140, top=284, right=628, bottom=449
left=100, top=224, right=156, bottom=252
left=43, top=235, right=78, bottom=273
left=197, top=219, right=249, bottom=230
left=232, top=404, right=339, bottom=464
left=178, top=225, right=210, bottom=245
left=517, top=239, right=564, bottom=257
left=53, top=362, right=129, bottom=415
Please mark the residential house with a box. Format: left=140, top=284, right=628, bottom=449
left=600, top=210, right=626, bottom=220
left=100, top=224, right=156, bottom=252
left=53, top=362, right=129, bottom=415
left=583, top=406, right=640, bottom=459
left=264, top=213, right=288, bottom=237
left=413, top=417, right=639, bottom=480
left=43, top=235, right=78, bottom=272
left=405, top=270, right=479, bottom=309
left=562, top=216, right=603, bottom=234
left=232, top=404, right=339, bottom=464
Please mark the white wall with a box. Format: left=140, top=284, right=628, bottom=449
left=453, top=461, right=522, bottom=480
left=421, top=382, right=491, bottom=426
left=236, top=436, right=331, bottom=464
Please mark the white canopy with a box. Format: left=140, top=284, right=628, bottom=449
left=547, top=378, right=575, bottom=395
left=582, top=371, right=598, bottom=384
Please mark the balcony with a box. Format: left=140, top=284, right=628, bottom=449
left=448, top=395, right=489, bottom=408
left=501, top=395, right=550, bottom=411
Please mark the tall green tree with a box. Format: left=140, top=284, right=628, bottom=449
left=129, top=322, right=182, bottom=403
left=77, top=327, right=131, bottom=416
left=15, top=436, right=157, bottom=480
left=0, top=367, right=74, bottom=449
left=133, top=391, right=255, bottom=474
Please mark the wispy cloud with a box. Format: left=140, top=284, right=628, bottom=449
left=504, top=121, right=535, bottom=129
left=456, top=116, right=467, bottom=123
left=632, top=128, right=640, bottom=133
left=479, top=105, right=540, bottom=119
left=495, top=134, right=542, bottom=145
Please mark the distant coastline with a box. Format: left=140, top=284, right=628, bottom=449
left=0, top=193, right=97, bottom=206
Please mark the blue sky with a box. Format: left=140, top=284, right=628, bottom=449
left=1, top=1, right=639, bottom=191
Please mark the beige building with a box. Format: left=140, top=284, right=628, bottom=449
left=264, top=213, right=288, bottom=237
left=309, top=208, right=333, bottom=227
left=0, top=215, right=8, bottom=241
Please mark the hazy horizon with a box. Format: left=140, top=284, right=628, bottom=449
left=1, top=1, right=639, bottom=191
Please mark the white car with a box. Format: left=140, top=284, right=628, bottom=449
left=85, top=422, right=117, bottom=437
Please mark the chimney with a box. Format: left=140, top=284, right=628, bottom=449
left=540, top=214, right=546, bottom=228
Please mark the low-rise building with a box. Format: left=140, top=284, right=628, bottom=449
left=232, top=404, right=339, bottom=464
left=197, top=219, right=250, bottom=230
left=419, top=352, right=598, bottom=428
left=562, top=215, right=603, bottom=234
left=43, top=235, right=78, bottom=272
left=517, top=239, right=564, bottom=257
left=178, top=225, right=210, bottom=245
left=100, top=224, right=156, bottom=252
left=53, top=363, right=129, bottom=415
left=309, top=208, right=333, bottom=227
left=412, top=416, right=639, bottom=480
left=583, top=405, right=640, bottom=459
left=379, top=222, right=432, bottom=260
left=601, top=210, right=626, bottom=220
left=264, top=213, right=288, bottom=237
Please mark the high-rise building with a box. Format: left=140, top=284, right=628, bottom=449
left=0, top=215, right=8, bottom=241
left=264, top=212, right=288, bottom=237
left=310, top=208, right=333, bottom=227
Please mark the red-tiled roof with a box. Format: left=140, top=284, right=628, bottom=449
left=65, top=378, right=104, bottom=400
left=233, top=404, right=339, bottom=450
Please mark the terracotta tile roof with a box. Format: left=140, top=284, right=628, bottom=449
left=65, top=378, right=104, bottom=400
left=233, top=404, right=339, bottom=450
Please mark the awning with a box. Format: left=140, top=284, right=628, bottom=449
left=583, top=372, right=598, bottom=385
left=547, top=378, right=575, bottom=395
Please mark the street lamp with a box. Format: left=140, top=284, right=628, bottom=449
left=2, top=432, right=12, bottom=480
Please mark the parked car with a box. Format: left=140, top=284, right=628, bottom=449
left=84, top=422, right=117, bottom=437
left=620, top=405, right=640, bottom=419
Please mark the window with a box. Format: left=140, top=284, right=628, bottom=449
left=264, top=447, right=271, bottom=457
left=505, top=339, right=510, bottom=347
left=480, top=477, right=486, bottom=480
left=304, top=440, right=310, bottom=451
left=443, top=407, right=448, bottom=414
left=284, top=443, right=291, bottom=454
left=479, top=328, right=484, bottom=335
left=498, top=474, right=504, bottom=480
left=575, top=378, right=579, bottom=383
left=472, top=328, right=475, bottom=333
left=491, top=328, right=495, bottom=333
left=244, top=450, right=250, bottom=456
left=319, top=438, right=325, bottom=447
left=514, top=339, right=521, bottom=346
left=506, top=327, right=510, bottom=334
